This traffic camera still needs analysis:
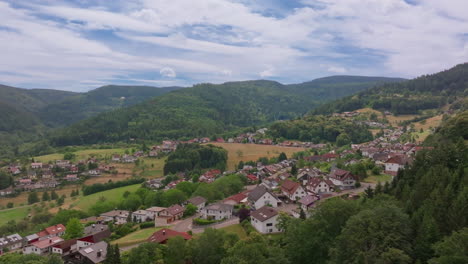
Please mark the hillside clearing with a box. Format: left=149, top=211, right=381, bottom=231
left=34, top=148, right=128, bottom=163
left=219, top=224, right=248, bottom=239
left=209, top=143, right=306, bottom=170
left=386, top=114, right=420, bottom=126
left=413, top=114, right=443, bottom=130
left=0, top=206, right=31, bottom=226
left=112, top=227, right=162, bottom=247
left=65, top=184, right=141, bottom=212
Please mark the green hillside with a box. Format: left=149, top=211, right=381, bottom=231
left=48, top=77, right=399, bottom=146
left=312, top=63, right=468, bottom=115
left=38, top=85, right=181, bottom=127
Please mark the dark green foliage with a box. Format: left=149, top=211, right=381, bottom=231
left=42, top=191, right=50, bottom=201
left=192, top=174, right=245, bottom=202
left=184, top=203, right=198, bottom=217
left=188, top=228, right=239, bottom=264
left=48, top=209, right=88, bottom=226
left=221, top=233, right=290, bottom=264
left=139, top=222, right=154, bottom=229
left=82, top=178, right=145, bottom=196
left=425, top=110, right=468, bottom=145
left=28, top=192, right=39, bottom=204
left=64, top=217, right=84, bottom=239
left=269, top=115, right=372, bottom=143
left=313, top=63, right=468, bottom=115
left=0, top=170, right=12, bottom=189
left=0, top=253, right=64, bottom=264
left=50, top=190, right=59, bottom=200
left=330, top=205, right=412, bottom=263
left=429, top=228, right=468, bottom=264
left=278, top=152, right=287, bottom=161
left=122, top=243, right=163, bottom=264
left=164, top=144, right=227, bottom=174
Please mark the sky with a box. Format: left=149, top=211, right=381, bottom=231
left=0, top=0, right=467, bottom=92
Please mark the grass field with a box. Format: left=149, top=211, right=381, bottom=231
left=414, top=115, right=443, bottom=130
left=0, top=206, right=31, bottom=225
left=67, top=184, right=141, bottom=212
left=112, top=227, right=162, bottom=247
left=35, top=148, right=128, bottom=163
left=219, top=224, right=248, bottom=239
left=209, top=143, right=306, bottom=170
left=386, top=114, right=420, bottom=126
left=363, top=174, right=393, bottom=184
left=356, top=108, right=384, bottom=118
left=0, top=184, right=79, bottom=208
left=137, top=158, right=166, bottom=178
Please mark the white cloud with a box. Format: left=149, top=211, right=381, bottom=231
left=327, top=66, right=347, bottom=74
left=0, top=0, right=467, bottom=90
left=160, top=67, right=176, bottom=78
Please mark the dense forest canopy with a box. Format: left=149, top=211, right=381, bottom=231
left=163, top=144, right=228, bottom=175
left=313, top=63, right=468, bottom=115
left=268, top=115, right=373, bottom=144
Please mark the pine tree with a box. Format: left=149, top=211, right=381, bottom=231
left=42, top=191, right=50, bottom=201
left=114, top=244, right=121, bottom=264
left=51, top=190, right=59, bottom=200
left=374, top=181, right=383, bottom=195
left=364, top=186, right=374, bottom=199
left=28, top=192, right=39, bottom=204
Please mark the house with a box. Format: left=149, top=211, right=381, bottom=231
left=145, top=179, right=163, bottom=189
left=77, top=228, right=111, bottom=250
left=100, top=210, right=130, bottom=224
left=145, top=207, right=167, bottom=220
left=88, top=169, right=101, bottom=177
left=297, top=194, right=320, bottom=215
left=384, top=155, right=411, bottom=176
left=157, top=205, right=185, bottom=223
left=185, top=196, right=207, bottom=212
left=250, top=206, right=281, bottom=234
left=66, top=174, right=79, bottom=181
left=0, top=234, right=22, bottom=255
left=80, top=216, right=106, bottom=225
left=199, top=169, right=221, bottom=183
left=75, top=241, right=107, bottom=264
left=111, top=155, right=121, bottom=162
left=122, top=155, right=137, bottom=163
left=24, top=234, right=39, bottom=245
left=83, top=224, right=109, bottom=237
left=280, top=180, right=307, bottom=201
left=37, top=224, right=66, bottom=240
left=0, top=187, right=13, bottom=197
left=201, top=203, right=233, bottom=220
left=23, top=237, right=64, bottom=255
left=224, top=192, right=248, bottom=205
left=297, top=168, right=323, bottom=185
left=328, top=169, right=358, bottom=189
left=247, top=185, right=280, bottom=209
left=246, top=174, right=258, bottom=183
left=132, top=210, right=151, bottom=223
left=51, top=239, right=77, bottom=256
left=307, top=178, right=334, bottom=194
left=31, top=163, right=43, bottom=169
left=147, top=228, right=192, bottom=244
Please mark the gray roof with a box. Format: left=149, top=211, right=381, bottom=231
left=204, top=203, right=233, bottom=212
left=251, top=206, right=278, bottom=222
left=78, top=241, right=107, bottom=264
left=83, top=224, right=109, bottom=236
left=187, top=196, right=207, bottom=206
left=248, top=185, right=278, bottom=202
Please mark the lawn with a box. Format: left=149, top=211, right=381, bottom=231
left=112, top=227, right=162, bottom=247
left=35, top=148, right=128, bottom=163
left=209, top=143, right=306, bottom=170
left=67, top=184, right=141, bottom=212
left=414, top=115, right=443, bottom=130
left=363, top=174, right=393, bottom=184
left=219, top=224, right=248, bottom=239
left=386, top=114, right=420, bottom=126
left=0, top=206, right=31, bottom=225
left=137, top=158, right=166, bottom=178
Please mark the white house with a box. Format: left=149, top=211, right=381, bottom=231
left=307, top=178, right=334, bottom=194
left=250, top=206, right=281, bottom=234
left=201, top=203, right=233, bottom=221
left=280, top=179, right=307, bottom=201
left=248, top=185, right=280, bottom=209
left=328, top=169, right=358, bottom=189
left=185, top=196, right=207, bottom=212
left=0, top=234, right=22, bottom=255
left=145, top=207, right=166, bottom=220
left=23, top=237, right=63, bottom=255
left=100, top=210, right=129, bottom=224
left=132, top=210, right=151, bottom=223
left=384, top=155, right=411, bottom=176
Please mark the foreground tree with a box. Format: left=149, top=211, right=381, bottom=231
left=330, top=205, right=412, bottom=263
left=64, top=218, right=83, bottom=239
left=429, top=227, right=468, bottom=264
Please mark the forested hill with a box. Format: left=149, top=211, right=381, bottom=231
left=48, top=76, right=400, bottom=146
left=285, top=75, right=405, bottom=101
left=312, top=63, right=468, bottom=115
left=38, top=85, right=181, bottom=127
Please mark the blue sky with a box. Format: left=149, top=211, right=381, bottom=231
left=0, top=0, right=467, bottom=91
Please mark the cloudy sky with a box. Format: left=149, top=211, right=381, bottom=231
left=0, top=0, right=467, bottom=91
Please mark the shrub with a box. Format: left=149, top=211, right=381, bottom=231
left=139, top=222, right=155, bottom=229
left=193, top=218, right=218, bottom=225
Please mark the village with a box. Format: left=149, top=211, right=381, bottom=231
left=0, top=110, right=432, bottom=263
